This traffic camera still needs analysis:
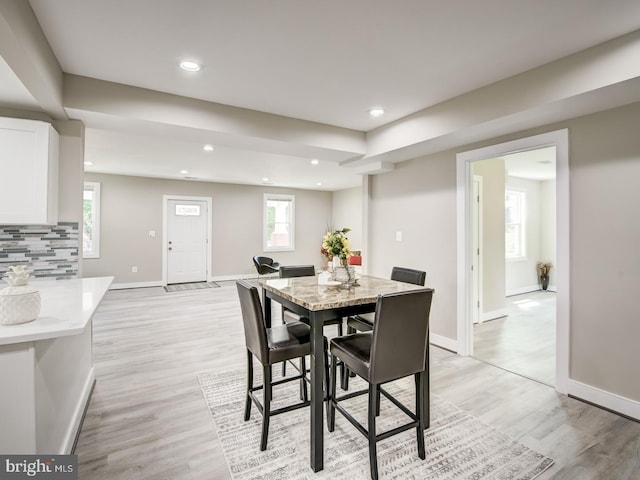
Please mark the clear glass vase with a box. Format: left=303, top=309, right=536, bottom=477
left=333, top=266, right=355, bottom=284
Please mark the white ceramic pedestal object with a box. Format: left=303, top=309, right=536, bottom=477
left=0, top=286, right=41, bottom=325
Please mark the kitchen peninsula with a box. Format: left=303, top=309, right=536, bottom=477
left=0, top=276, right=113, bottom=454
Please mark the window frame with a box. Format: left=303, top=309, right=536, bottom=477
left=263, top=193, right=295, bottom=252
left=505, top=188, right=526, bottom=260
left=83, top=181, right=101, bottom=259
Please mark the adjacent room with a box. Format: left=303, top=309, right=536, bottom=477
left=1, top=2, right=639, bottom=479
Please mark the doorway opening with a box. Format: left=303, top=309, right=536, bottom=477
left=162, top=195, right=212, bottom=286
left=456, top=130, right=569, bottom=394
left=471, top=148, right=557, bottom=386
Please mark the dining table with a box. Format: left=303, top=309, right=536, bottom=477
left=258, top=273, right=431, bottom=473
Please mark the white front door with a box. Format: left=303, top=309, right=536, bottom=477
left=167, top=199, right=208, bottom=284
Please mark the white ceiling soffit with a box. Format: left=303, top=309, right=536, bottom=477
left=18, top=1, right=640, bottom=188
left=0, top=56, right=40, bottom=111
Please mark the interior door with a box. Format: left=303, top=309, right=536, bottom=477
left=472, top=176, right=482, bottom=324
left=167, top=199, right=208, bottom=284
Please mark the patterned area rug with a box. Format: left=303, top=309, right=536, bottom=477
left=198, top=368, right=554, bottom=480
left=164, top=281, right=220, bottom=292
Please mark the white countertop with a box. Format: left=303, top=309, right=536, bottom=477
left=0, top=276, right=113, bottom=346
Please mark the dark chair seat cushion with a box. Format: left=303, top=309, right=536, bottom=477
left=330, top=333, right=372, bottom=381
left=347, top=313, right=373, bottom=331
left=267, top=321, right=311, bottom=364
left=283, top=309, right=343, bottom=327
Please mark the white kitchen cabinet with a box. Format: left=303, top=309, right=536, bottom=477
left=0, top=117, right=59, bottom=225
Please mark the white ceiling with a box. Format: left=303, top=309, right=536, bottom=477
left=5, top=0, right=640, bottom=189
left=505, top=147, right=556, bottom=181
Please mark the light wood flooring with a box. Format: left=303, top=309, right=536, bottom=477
left=474, top=290, right=556, bottom=386
left=75, top=281, right=640, bottom=479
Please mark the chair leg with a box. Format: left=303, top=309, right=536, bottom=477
left=244, top=350, right=253, bottom=421
left=323, top=346, right=330, bottom=398
left=300, top=356, right=308, bottom=401
left=424, top=364, right=430, bottom=430
left=368, top=383, right=379, bottom=480
left=415, top=372, right=426, bottom=460
left=260, top=365, right=272, bottom=451
left=340, top=358, right=350, bottom=391
left=282, top=360, right=287, bottom=377
left=328, top=354, right=337, bottom=432
left=375, top=384, right=381, bottom=416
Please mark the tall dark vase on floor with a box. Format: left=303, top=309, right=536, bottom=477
left=537, top=262, right=552, bottom=292
left=540, top=275, right=549, bottom=291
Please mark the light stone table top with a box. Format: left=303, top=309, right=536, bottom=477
left=0, top=276, right=113, bottom=345
left=259, top=274, right=430, bottom=311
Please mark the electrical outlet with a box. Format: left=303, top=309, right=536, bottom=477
left=132, top=266, right=138, bottom=273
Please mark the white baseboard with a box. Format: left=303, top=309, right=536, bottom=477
left=60, top=367, right=95, bottom=454
left=481, top=308, right=507, bottom=322
left=110, top=281, right=163, bottom=290
left=506, top=285, right=541, bottom=296
left=210, top=273, right=261, bottom=282
left=430, top=333, right=458, bottom=353
left=506, top=285, right=557, bottom=296
left=568, top=379, right=640, bottom=421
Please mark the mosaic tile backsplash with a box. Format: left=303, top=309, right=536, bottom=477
left=0, top=222, right=79, bottom=280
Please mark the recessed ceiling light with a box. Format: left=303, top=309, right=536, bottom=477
left=316, top=182, right=323, bottom=186
left=310, top=159, right=319, bottom=165
left=180, top=169, right=189, bottom=174
left=262, top=177, right=270, bottom=183
left=180, top=61, right=201, bottom=72
left=369, top=107, right=385, bottom=117
left=84, top=161, right=93, bottom=166
left=203, top=144, right=214, bottom=152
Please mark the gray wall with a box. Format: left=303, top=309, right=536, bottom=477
left=332, top=186, right=363, bottom=250
left=83, top=173, right=333, bottom=284
left=368, top=102, right=640, bottom=402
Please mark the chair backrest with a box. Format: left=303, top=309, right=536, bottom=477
left=369, top=288, right=433, bottom=384
left=279, top=265, right=316, bottom=278
left=253, top=256, right=276, bottom=275
left=390, top=266, right=426, bottom=286
left=236, top=280, right=269, bottom=363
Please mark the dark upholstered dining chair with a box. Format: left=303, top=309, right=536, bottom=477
left=341, top=266, right=427, bottom=390
left=236, top=280, right=328, bottom=451
left=328, top=288, right=433, bottom=480
left=279, top=264, right=344, bottom=335
left=278, top=265, right=345, bottom=385
left=252, top=256, right=280, bottom=275
left=347, top=266, right=426, bottom=333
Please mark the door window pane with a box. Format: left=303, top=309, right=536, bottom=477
left=175, top=204, right=201, bottom=216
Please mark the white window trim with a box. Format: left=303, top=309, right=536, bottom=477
left=83, top=181, right=101, bottom=259
left=505, top=188, right=526, bottom=261
left=263, top=193, right=295, bottom=252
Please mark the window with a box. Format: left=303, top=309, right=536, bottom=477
left=83, top=182, right=101, bottom=258
left=175, top=204, right=201, bottom=216
left=263, top=194, right=294, bottom=251
left=505, top=190, right=525, bottom=259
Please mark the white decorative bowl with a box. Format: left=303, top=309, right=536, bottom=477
left=0, top=286, right=41, bottom=325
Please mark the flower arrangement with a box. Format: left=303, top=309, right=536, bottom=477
left=537, top=262, right=552, bottom=277
left=321, top=228, right=352, bottom=262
